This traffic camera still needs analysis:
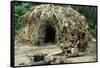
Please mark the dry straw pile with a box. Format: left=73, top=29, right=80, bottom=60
left=16, top=4, right=92, bottom=46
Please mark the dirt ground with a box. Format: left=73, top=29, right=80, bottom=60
left=15, top=41, right=97, bottom=66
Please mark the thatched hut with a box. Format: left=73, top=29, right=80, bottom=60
left=16, top=4, right=92, bottom=46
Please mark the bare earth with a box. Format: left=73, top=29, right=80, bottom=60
left=15, top=42, right=97, bottom=66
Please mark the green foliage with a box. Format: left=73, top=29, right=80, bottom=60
left=15, top=2, right=34, bottom=34
left=72, top=5, right=97, bottom=38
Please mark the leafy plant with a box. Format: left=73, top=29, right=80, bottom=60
left=72, top=5, right=97, bottom=38
left=14, top=2, right=34, bottom=34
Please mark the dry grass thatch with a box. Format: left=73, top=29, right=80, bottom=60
left=16, top=4, right=92, bottom=45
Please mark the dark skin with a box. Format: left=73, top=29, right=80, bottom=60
left=77, top=31, right=88, bottom=52
left=70, top=31, right=87, bottom=49
left=77, top=35, right=88, bottom=52
left=70, top=32, right=79, bottom=48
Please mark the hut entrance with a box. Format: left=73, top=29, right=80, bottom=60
left=44, top=24, right=55, bottom=43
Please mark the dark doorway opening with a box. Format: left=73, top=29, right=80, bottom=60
left=44, top=24, right=55, bottom=43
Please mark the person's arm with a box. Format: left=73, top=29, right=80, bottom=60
left=76, top=40, right=79, bottom=45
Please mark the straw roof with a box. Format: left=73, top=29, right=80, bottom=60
left=16, top=4, right=92, bottom=45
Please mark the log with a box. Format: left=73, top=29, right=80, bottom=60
left=34, top=53, right=44, bottom=62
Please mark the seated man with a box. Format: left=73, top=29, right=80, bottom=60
left=77, top=31, right=88, bottom=52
